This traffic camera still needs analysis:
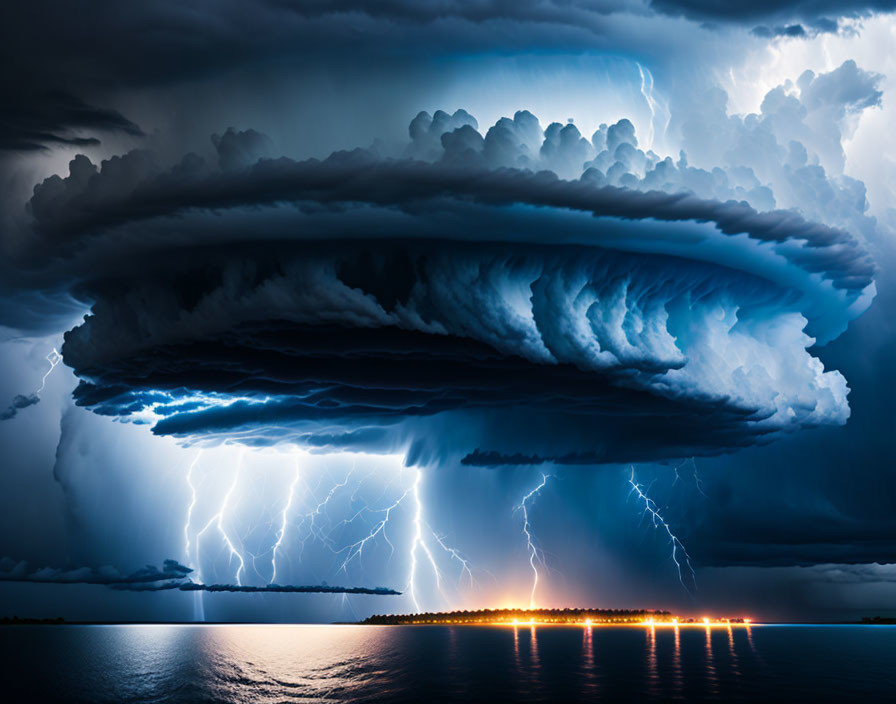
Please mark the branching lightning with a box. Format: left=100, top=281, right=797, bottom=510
left=628, top=466, right=696, bottom=594
left=337, top=484, right=412, bottom=572
left=195, top=450, right=247, bottom=586
left=672, top=457, right=708, bottom=498
left=177, top=450, right=474, bottom=612
left=328, top=465, right=473, bottom=613
left=516, top=473, right=551, bottom=609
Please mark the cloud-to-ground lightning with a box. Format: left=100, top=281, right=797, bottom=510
left=195, top=451, right=247, bottom=586
left=183, top=451, right=204, bottom=564
left=270, top=457, right=302, bottom=584
left=516, top=473, right=551, bottom=608
left=628, top=466, right=697, bottom=593
left=176, top=451, right=473, bottom=612
left=329, top=465, right=473, bottom=613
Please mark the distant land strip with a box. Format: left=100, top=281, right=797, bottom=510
left=363, top=608, right=686, bottom=625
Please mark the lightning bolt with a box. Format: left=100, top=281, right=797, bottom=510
left=628, top=466, right=696, bottom=593
left=2, top=346, right=64, bottom=422
left=431, top=531, right=475, bottom=589
left=331, top=465, right=472, bottom=613
left=270, top=456, right=302, bottom=584
left=295, top=469, right=352, bottom=554
left=636, top=62, right=667, bottom=153
left=195, top=450, right=247, bottom=585
left=183, top=451, right=204, bottom=564
left=336, top=480, right=411, bottom=573
left=182, top=450, right=205, bottom=621
left=516, top=472, right=551, bottom=609
left=407, top=467, right=445, bottom=612
left=37, top=348, right=62, bottom=393
left=672, top=457, right=708, bottom=498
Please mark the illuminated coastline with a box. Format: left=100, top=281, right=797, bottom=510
left=362, top=609, right=753, bottom=626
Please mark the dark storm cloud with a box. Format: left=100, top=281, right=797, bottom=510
left=115, top=583, right=401, bottom=595
left=7, top=102, right=869, bottom=463
left=24, top=149, right=874, bottom=293
left=0, top=0, right=636, bottom=99
left=651, top=0, right=895, bottom=23
left=0, top=558, right=193, bottom=586
left=0, top=557, right=400, bottom=595
left=0, top=88, right=143, bottom=153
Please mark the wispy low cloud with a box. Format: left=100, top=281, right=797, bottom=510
left=114, top=583, right=401, bottom=595
left=0, top=393, right=39, bottom=421
left=0, top=558, right=399, bottom=595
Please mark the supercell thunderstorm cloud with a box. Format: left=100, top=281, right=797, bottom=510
left=1, top=0, right=895, bottom=626
left=33, top=114, right=874, bottom=461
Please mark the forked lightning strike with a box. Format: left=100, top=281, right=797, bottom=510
left=628, top=466, right=696, bottom=593
left=516, top=473, right=551, bottom=608
left=194, top=451, right=247, bottom=586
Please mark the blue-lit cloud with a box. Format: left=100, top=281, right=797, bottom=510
left=9, top=74, right=875, bottom=465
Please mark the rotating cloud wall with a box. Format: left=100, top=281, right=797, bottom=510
left=16, top=99, right=873, bottom=465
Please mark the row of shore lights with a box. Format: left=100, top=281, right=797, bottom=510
left=509, top=618, right=752, bottom=627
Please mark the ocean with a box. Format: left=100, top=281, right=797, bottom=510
left=1, top=623, right=893, bottom=702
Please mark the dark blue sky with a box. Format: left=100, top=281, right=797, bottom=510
left=1, top=0, right=894, bottom=623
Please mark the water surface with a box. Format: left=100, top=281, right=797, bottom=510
left=1, top=624, right=893, bottom=702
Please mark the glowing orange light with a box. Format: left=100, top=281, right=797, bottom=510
left=702, top=617, right=710, bottom=625
left=672, top=618, right=679, bottom=626
left=528, top=619, right=535, bottom=627
left=512, top=619, right=519, bottom=626
left=584, top=619, right=592, bottom=627
left=646, top=618, right=655, bottom=626
left=744, top=618, right=751, bottom=624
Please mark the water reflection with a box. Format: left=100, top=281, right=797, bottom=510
left=645, top=625, right=659, bottom=697
left=6, top=623, right=896, bottom=703
left=671, top=624, right=682, bottom=699
left=705, top=625, right=719, bottom=697
left=528, top=625, right=541, bottom=689
left=581, top=625, right=597, bottom=695
left=745, top=624, right=757, bottom=654
left=727, top=624, right=742, bottom=679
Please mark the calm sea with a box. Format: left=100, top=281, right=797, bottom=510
left=0, top=624, right=893, bottom=702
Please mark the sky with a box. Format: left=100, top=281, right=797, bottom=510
left=1, top=0, right=895, bottom=623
